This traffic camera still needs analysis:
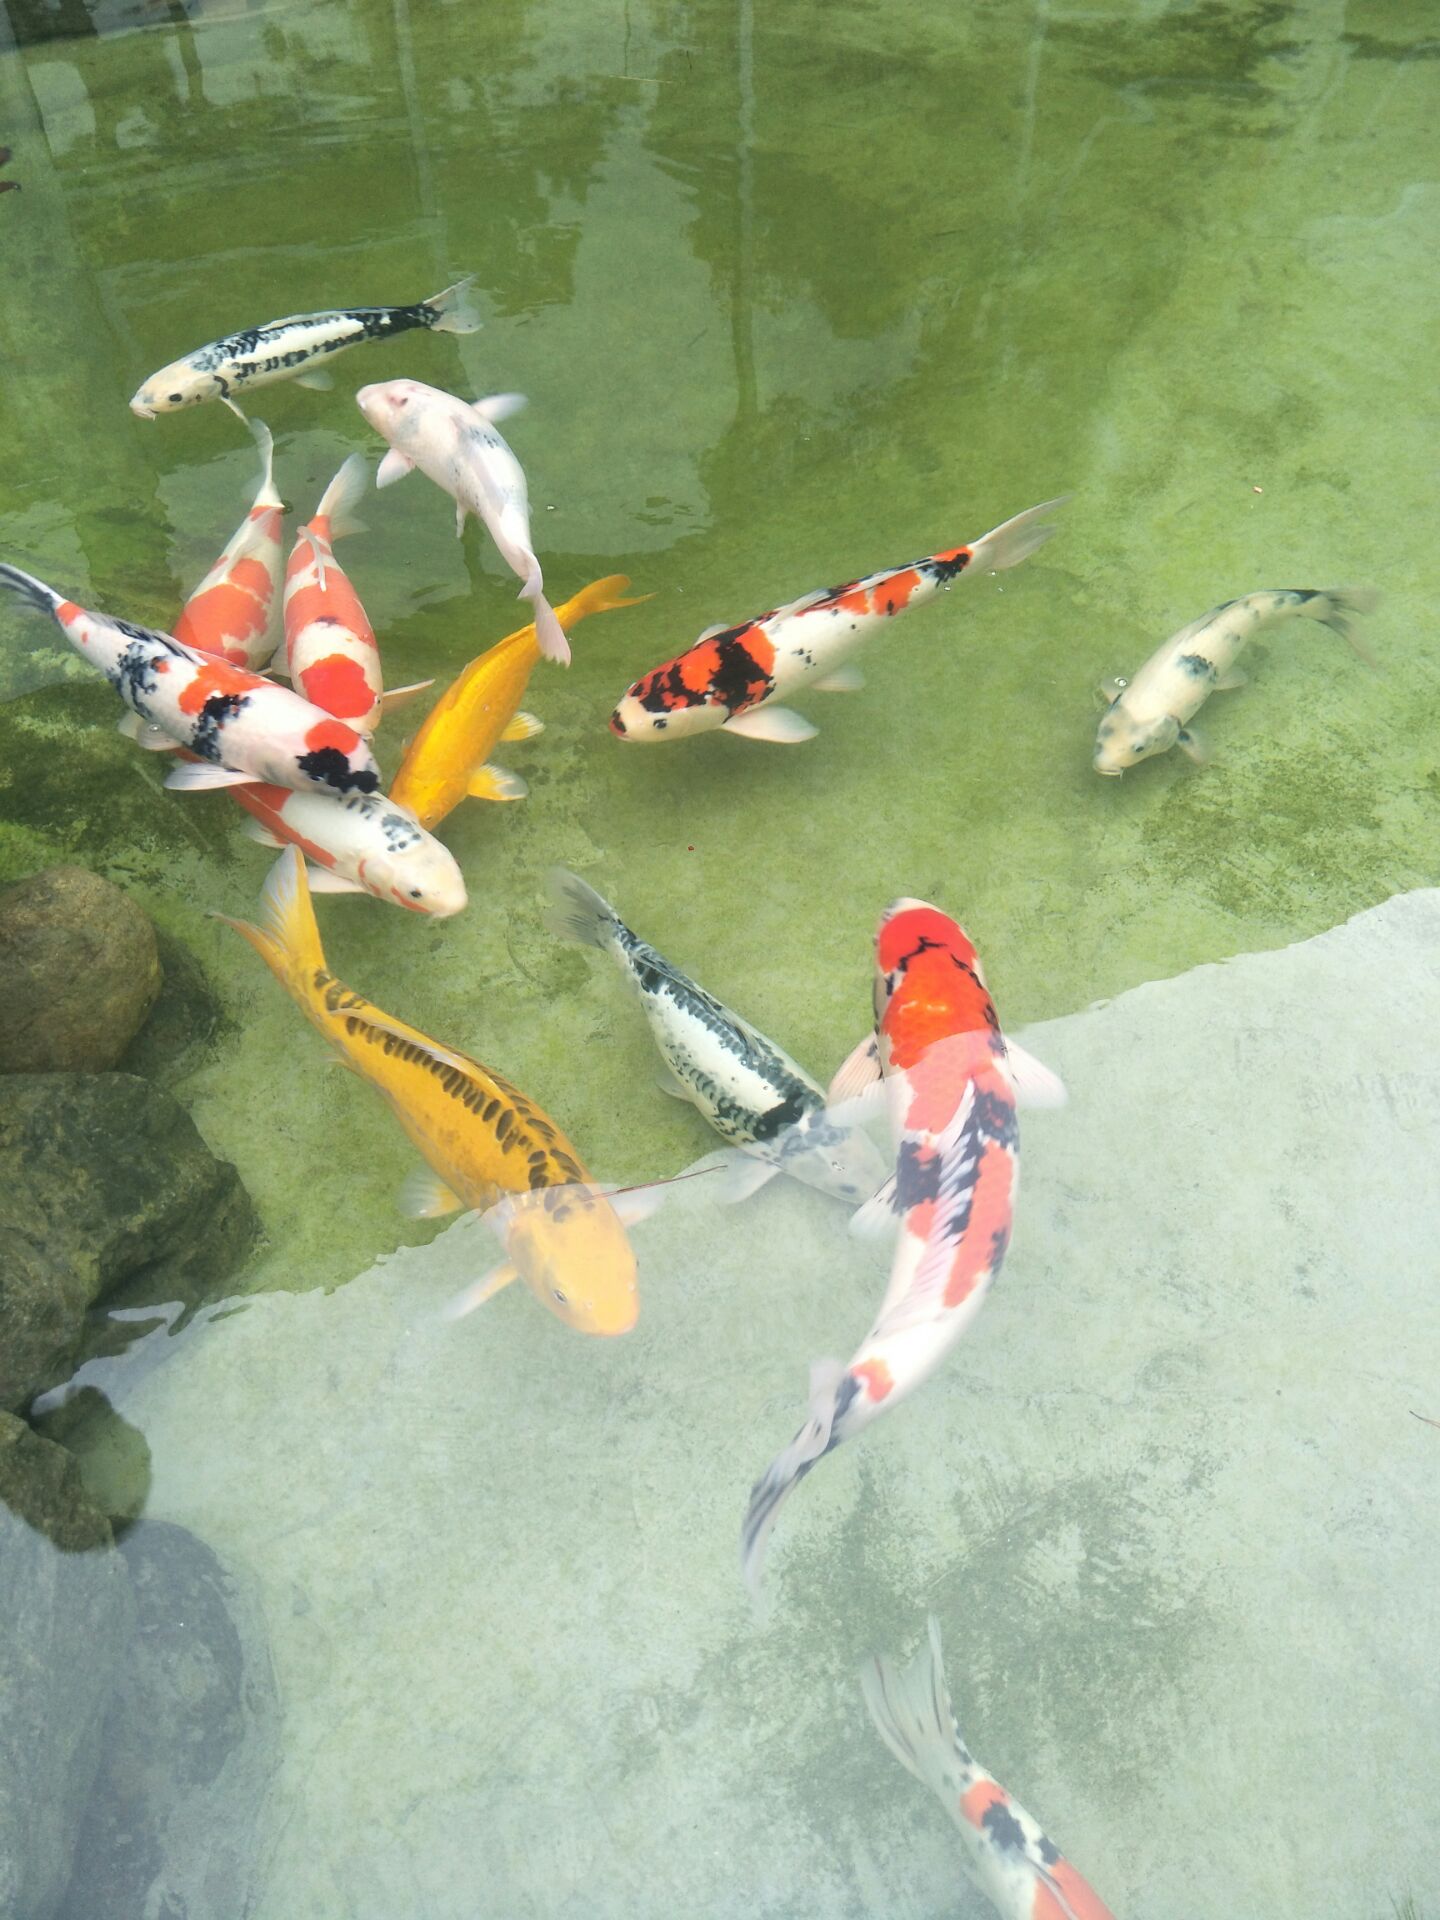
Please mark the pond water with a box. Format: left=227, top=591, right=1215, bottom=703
left=0, top=1, right=1436, bottom=1916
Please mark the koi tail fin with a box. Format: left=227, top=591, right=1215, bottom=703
left=520, top=573, right=571, bottom=665
left=248, top=418, right=283, bottom=511
left=212, top=846, right=326, bottom=999
left=425, top=274, right=483, bottom=335
left=543, top=868, right=624, bottom=952
left=0, top=563, right=65, bottom=622
left=861, top=1616, right=968, bottom=1801
left=312, top=454, right=369, bottom=543
left=554, top=573, right=653, bottom=627
left=1299, top=586, right=1381, bottom=667
left=739, top=1360, right=847, bottom=1597
left=966, top=494, right=1071, bottom=574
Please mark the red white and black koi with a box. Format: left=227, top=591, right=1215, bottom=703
left=282, top=455, right=431, bottom=733
left=740, top=899, right=1063, bottom=1592
left=863, top=1617, right=1117, bottom=1920
left=129, top=278, right=480, bottom=419
left=544, top=870, right=886, bottom=1204
left=229, top=781, right=466, bottom=918
left=610, top=497, right=1067, bottom=746
left=355, top=379, right=570, bottom=665
left=173, top=419, right=285, bottom=670
left=0, top=565, right=379, bottom=797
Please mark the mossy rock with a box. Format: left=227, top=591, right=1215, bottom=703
left=0, top=865, right=161, bottom=1073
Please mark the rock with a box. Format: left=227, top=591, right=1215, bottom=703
left=117, top=929, right=229, bottom=1085
left=32, top=1387, right=152, bottom=1531
left=0, top=1073, right=261, bottom=1411
left=55, top=1520, right=280, bottom=1920
left=0, top=865, right=161, bottom=1073
left=0, top=1413, right=135, bottom=1920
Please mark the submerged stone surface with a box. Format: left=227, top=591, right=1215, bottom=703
left=0, top=1415, right=134, bottom=1920
left=0, top=1073, right=260, bottom=1410
left=0, top=865, right=160, bottom=1074
left=75, top=890, right=1440, bottom=1919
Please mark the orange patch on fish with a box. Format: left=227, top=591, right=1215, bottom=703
left=177, top=580, right=267, bottom=655
left=1033, top=1862, right=1119, bottom=1920
left=301, top=653, right=377, bottom=720
left=304, top=717, right=362, bottom=754
left=873, top=568, right=919, bottom=615
left=943, top=1135, right=1013, bottom=1308
left=851, top=1359, right=894, bottom=1402
left=959, top=1779, right=1009, bottom=1830
left=177, top=659, right=257, bottom=714
left=833, top=585, right=871, bottom=617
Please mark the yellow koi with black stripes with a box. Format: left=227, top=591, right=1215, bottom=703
left=216, top=846, right=638, bottom=1334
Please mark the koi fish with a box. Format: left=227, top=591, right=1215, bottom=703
left=228, top=781, right=466, bottom=917
left=129, top=278, right=481, bottom=419
left=544, top=869, right=886, bottom=1204
left=354, top=379, right=570, bottom=665
left=390, top=575, right=648, bottom=831
left=0, top=565, right=379, bottom=797
left=172, top=419, right=285, bottom=670
left=282, top=454, right=432, bottom=733
left=740, top=899, right=1064, bottom=1591
left=609, top=497, right=1067, bottom=746
left=863, top=1617, right=1116, bottom=1920
left=217, top=848, right=642, bottom=1334
left=1093, top=586, right=1380, bottom=775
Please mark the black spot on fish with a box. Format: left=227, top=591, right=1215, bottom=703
left=708, top=633, right=776, bottom=713
left=750, top=1085, right=811, bottom=1143
left=191, top=690, right=248, bottom=762
left=819, top=1371, right=863, bottom=1456
left=1038, top=1836, right=1060, bottom=1866
left=111, top=641, right=163, bottom=708
left=1177, top=652, right=1216, bottom=680
left=982, top=1801, right=1028, bottom=1854
left=972, top=1088, right=1017, bottom=1149
left=894, top=1139, right=942, bottom=1208
left=297, top=744, right=377, bottom=794
left=929, top=550, right=973, bottom=585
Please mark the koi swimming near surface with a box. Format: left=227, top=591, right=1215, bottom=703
left=740, top=899, right=1065, bottom=1592
left=390, top=575, right=648, bottom=831
left=609, top=496, right=1068, bottom=746
left=355, top=379, right=570, bottom=666
left=227, top=780, right=466, bottom=917
left=130, top=278, right=481, bottom=419
left=172, top=418, right=285, bottom=671
left=544, top=869, right=887, bottom=1205
left=217, top=848, right=646, bottom=1335
left=1093, top=586, right=1380, bottom=775
left=282, top=454, right=432, bottom=733
left=863, top=1617, right=1117, bottom=1920
left=0, top=565, right=380, bottom=797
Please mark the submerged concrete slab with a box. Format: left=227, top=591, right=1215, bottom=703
left=76, top=888, right=1440, bottom=1919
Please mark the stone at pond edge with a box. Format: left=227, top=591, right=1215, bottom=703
left=54, top=1519, right=281, bottom=1920
left=0, top=1073, right=261, bottom=1411
left=117, top=927, right=229, bottom=1084
left=33, top=1386, right=152, bottom=1530
left=0, top=1412, right=134, bottom=1920
left=0, top=865, right=162, bottom=1073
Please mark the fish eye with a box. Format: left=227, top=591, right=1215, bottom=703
left=552, top=1287, right=568, bottom=1304
left=409, top=888, right=422, bottom=899
left=169, top=392, right=182, bottom=403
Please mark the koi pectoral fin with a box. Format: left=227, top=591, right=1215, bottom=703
left=467, top=763, right=528, bottom=802
left=811, top=664, right=864, bottom=693
left=440, top=1262, right=519, bottom=1321
left=722, top=706, right=818, bottom=744
left=379, top=679, right=436, bottom=716
left=398, top=1168, right=464, bottom=1218
left=1176, top=725, right=1210, bottom=766
left=1212, top=667, right=1247, bottom=691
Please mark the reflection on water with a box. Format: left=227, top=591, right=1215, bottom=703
left=1, top=0, right=1437, bottom=1914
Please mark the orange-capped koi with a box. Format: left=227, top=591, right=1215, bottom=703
left=390, top=575, right=648, bottom=831
left=217, top=848, right=641, bottom=1335
left=610, top=497, right=1067, bottom=747
left=173, top=420, right=285, bottom=670
left=863, top=1617, right=1117, bottom=1920
left=0, top=565, right=379, bottom=796
left=282, top=454, right=432, bottom=734
left=740, top=899, right=1064, bottom=1591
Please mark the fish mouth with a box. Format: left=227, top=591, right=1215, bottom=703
left=129, top=400, right=156, bottom=420
left=608, top=710, right=628, bottom=738
left=1093, top=764, right=1124, bottom=778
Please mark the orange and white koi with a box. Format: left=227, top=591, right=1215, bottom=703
left=217, top=848, right=643, bottom=1335
left=354, top=379, right=571, bottom=665
left=282, top=454, right=431, bottom=733
left=863, top=1617, right=1116, bottom=1920
left=740, top=899, right=1063, bottom=1591
left=228, top=780, right=466, bottom=917
left=0, top=566, right=379, bottom=797
left=609, top=498, right=1067, bottom=746
left=173, top=420, right=285, bottom=670
left=390, top=575, right=647, bottom=830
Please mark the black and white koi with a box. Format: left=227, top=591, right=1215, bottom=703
left=0, top=565, right=379, bottom=797
left=129, top=278, right=480, bottom=419
left=1093, top=586, right=1380, bottom=774
left=543, top=869, right=886, bottom=1205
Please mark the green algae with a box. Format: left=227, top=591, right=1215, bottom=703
left=0, top=0, right=1435, bottom=1313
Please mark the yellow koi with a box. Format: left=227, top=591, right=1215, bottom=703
left=216, top=847, right=639, bottom=1335
left=390, top=574, right=649, bottom=830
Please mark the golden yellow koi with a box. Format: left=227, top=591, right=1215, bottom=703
left=216, top=847, right=639, bottom=1335
left=390, top=574, right=649, bottom=830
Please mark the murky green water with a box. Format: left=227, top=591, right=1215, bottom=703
left=1, top=1, right=1437, bottom=1915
